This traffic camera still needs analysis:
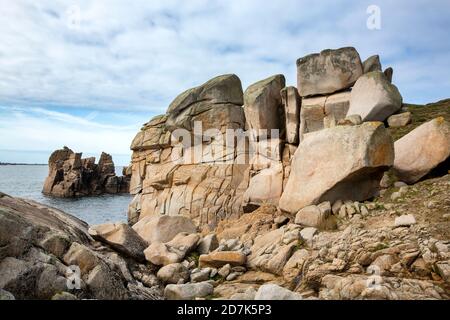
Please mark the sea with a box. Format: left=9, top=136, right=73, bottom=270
left=0, top=165, right=132, bottom=225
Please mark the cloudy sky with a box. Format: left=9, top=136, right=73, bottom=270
left=0, top=0, right=449, bottom=164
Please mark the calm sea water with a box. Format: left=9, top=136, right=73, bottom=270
left=0, top=165, right=131, bottom=225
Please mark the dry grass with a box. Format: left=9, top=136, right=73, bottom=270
left=388, top=99, right=450, bottom=141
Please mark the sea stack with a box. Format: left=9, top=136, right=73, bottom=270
left=42, top=146, right=130, bottom=197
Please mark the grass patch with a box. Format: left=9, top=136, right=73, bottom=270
left=186, top=252, right=200, bottom=267
left=212, top=273, right=224, bottom=282
left=371, top=242, right=390, bottom=252
left=388, top=99, right=450, bottom=141
left=293, top=239, right=305, bottom=251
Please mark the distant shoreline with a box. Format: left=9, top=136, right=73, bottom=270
left=0, top=163, right=46, bottom=166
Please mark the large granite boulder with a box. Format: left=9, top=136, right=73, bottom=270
left=347, top=71, right=402, bottom=122
left=279, top=122, right=394, bottom=213
left=132, top=214, right=198, bottom=244
left=296, top=47, right=363, bottom=97
left=244, top=74, right=286, bottom=139
left=144, top=232, right=200, bottom=266
left=167, top=74, right=243, bottom=115
left=130, top=115, right=171, bottom=151
left=243, top=163, right=283, bottom=207
left=42, top=147, right=129, bottom=197
left=393, top=117, right=450, bottom=184
left=88, top=223, right=148, bottom=261
left=299, top=91, right=350, bottom=141
left=165, top=74, right=245, bottom=132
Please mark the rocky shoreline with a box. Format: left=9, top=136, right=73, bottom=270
left=1, top=172, right=449, bottom=300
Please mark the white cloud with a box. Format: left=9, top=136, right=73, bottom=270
left=1, top=0, right=449, bottom=112
left=0, top=106, right=139, bottom=161
left=0, top=0, right=449, bottom=163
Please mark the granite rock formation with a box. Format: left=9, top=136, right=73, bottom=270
left=42, top=147, right=130, bottom=197
left=127, top=47, right=434, bottom=232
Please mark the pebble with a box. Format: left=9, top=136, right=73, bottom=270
left=394, top=214, right=416, bottom=227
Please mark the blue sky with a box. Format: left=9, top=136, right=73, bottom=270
left=0, top=0, right=449, bottom=164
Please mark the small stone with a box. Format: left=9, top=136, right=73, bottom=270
left=426, top=201, right=438, bottom=209
left=394, top=214, right=416, bottom=227
left=190, top=269, right=210, bottom=283
left=300, top=227, right=318, bottom=242
left=435, top=262, right=450, bottom=283
left=232, top=266, right=247, bottom=273
left=387, top=112, right=412, bottom=128
left=157, top=263, right=190, bottom=284
left=225, top=239, right=240, bottom=251
left=391, top=192, right=402, bottom=201
left=339, top=205, right=347, bottom=218
left=331, top=200, right=343, bottom=215
left=164, top=283, right=214, bottom=300
left=274, top=216, right=289, bottom=226
left=394, top=181, right=407, bottom=188
left=255, top=284, right=302, bottom=300
left=210, top=268, right=218, bottom=278
left=218, top=264, right=231, bottom=278
left=353, top=202, right=361, bottom=214
left=197, top=234, right=219, bottom=254
left=379, top=172, right=393, bottom=188
left=226, top=272, right=239, bottom=281
left=360, top=206, right=369, bottom=216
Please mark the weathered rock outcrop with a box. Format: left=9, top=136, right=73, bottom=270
left=279, top=122, right=394, bottom=213
left=128, top=75, right=252, bottom=228
left=126, top=47, right=447, bottom=244
left=42, top=147, right=130, bottom=197
left=0, top=193, right=162, bottom=300
left=296, top=47, right=363, bottom=97
left=393, top=117, right=450, bottom=183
